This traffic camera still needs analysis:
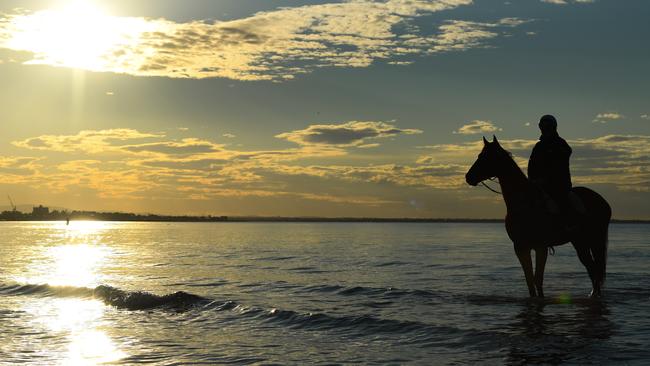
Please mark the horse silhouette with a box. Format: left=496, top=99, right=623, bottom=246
left=466, top=136, right=611, bottom=297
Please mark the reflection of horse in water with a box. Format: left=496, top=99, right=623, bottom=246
left=507, top=299, right=613, bottom=365
left=466, top=137, right=611, bottom=297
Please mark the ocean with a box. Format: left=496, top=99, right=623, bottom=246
left=0, top=221, right=648, bottom=365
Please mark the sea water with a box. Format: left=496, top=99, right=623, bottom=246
left=0, top=221, right=648, bottom=365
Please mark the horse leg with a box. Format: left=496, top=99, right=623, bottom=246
left=534, top=247, right=548, bottom=298
left=515, top=246, right=537, bottom=297
left=572, top=242, right=599, bottom=297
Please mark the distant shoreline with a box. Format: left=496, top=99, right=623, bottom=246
left=0, top=210, right=648, bottom=224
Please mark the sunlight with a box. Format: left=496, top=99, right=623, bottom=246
left=4, top=0, right=154, bottom=71
left=51, top=244, right=108, bottom=287
left=67, top=329, right=127, bottom=365
left=15, top=243, right=109, bottom=287
left=24, top=298, right=127, bottom=365
left=15, top=221, right=115, bottom=287
left=65, top=220, right=111, bottom=238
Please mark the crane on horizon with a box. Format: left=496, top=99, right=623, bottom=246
left=7, top=195, right=17, bottom=212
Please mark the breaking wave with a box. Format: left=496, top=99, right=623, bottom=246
left=0, top=282, right=208, bottom=310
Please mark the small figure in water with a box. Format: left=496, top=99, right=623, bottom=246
left=528, top=115, right=574, bottom=225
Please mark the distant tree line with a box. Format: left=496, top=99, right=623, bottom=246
left=0, top=208, right=646, bottom=223
left=0, top=208, right=228, bottom=222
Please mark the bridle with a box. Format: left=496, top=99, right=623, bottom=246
left=471, top=147, right=507, bottom=195
left=480, top=177, right=502, bottom=195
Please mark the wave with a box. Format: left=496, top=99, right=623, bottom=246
left=2, top=280, right=634, bottom=348
left=0, top=282, right=208, bottom=310
left=296, top=281, right=645, bottom=306
left=0, top=283, right=95, bottom=298
left=298, top=283, right=447, bottom=301
left=257, top=307, right=453, bottom=335
left=0, top=281, right=455, bottom=337
left=5, top=279, right=625, bottom=311
left=93, top=285, right=208, bottom=310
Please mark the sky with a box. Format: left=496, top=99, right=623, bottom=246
left=0, top=0, right=649, bottom=218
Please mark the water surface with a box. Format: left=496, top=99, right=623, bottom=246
left=0, top=222, right=648, bottom=364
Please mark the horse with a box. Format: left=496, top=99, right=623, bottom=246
left=465, top=136, right=611, bottom=297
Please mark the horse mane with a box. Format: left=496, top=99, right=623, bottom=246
left=496, top=144, right=527, bottom=180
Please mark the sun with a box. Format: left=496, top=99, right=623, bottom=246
left=4, top=0, right=152, bottom=71
left=7, top=1, right=121, bottom=70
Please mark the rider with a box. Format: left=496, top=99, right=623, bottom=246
left=528, top=115, right=573, bottom=220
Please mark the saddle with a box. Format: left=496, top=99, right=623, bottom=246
left=532, top=186, right=586, bottom=219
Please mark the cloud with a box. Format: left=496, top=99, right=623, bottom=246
left=166, top=185, right=396, bottom=206
left=0, top=156, right=42, bottom=181
left=9, top=127, right=650, bottom=211
left=569, top=135, right=650, bottom=191
left=13, top=129, right=163, bottom=153
left=121, top=138, right=223, bottom=156
left=276, top=121, right=422, bottom=147
left=12, top=128, right=348, bottom=163
left=593, top=112, right=625, bottom=123
left=0, top=1, right=532, bottom=81
left=5, top=126, right=459, bottom=208
left=419, top=135, right=650, bottom=192
left=428, top=18, right=528, bottom=53
left=454, top=120, right=502, bottom=135
left=641, top=114, right=650, bottom=120
left=222, top=133, right=236, bottom=138
left=263, top=163, right=467, bottom=190
left=48, top=160, right=162, bottom=197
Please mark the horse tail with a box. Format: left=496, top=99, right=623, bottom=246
left=575, top=186, right=611, bottom=289
left=591, top=203, right=611, bottom=288
left=593, top=225, right=609, bottom=286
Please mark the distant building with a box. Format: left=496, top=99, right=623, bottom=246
left=32, top=205, right=49, bottom=217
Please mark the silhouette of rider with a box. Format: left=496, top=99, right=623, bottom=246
left=528, top=115, right=573, bottom=218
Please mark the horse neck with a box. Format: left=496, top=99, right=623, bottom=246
left=496, top=156, right=529, bottom=211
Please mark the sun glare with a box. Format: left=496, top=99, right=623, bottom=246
left=24, top=298, right=127, bottom=365
left=15, top=221, right=114, bottom=287
left=15, top=243, right=110, bottom=287
left=5, top=0, right=154, bottom=71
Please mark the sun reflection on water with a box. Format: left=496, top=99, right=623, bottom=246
left=15, top=221, right=114, bottom=287
left=65, top=220, right=112, bottom=239
left=47, top=244, right=108, bottom=287
left=18, top=221, right=128, bottom=364
left=67, top=329, right=127, bottom=365
left=24, top=298, right=127, bottom=365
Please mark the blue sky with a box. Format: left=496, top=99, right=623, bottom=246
left=0, top=0, right=648, bottom=218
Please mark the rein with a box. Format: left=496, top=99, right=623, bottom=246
left=480, top=177, right=502, bottom=195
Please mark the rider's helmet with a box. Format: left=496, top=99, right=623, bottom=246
left=539, top=115, right=558, bottom=134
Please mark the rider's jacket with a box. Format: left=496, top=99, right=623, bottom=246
left=528, top=132, right=572, bottom=199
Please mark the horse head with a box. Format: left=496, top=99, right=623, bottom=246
left=465, top=135, right=508, bottom=186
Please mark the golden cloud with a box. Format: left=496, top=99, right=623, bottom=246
left=276, top=121, right=422, bottom=147
left=0, top=1, right=532, bottom=81
left=6, top=129, right=650, bottom=207
left=592, top=112, right=625, bottom=124
left=13, top=129, right=163, bottom=153
left=453, top=120, right=502, bottom=135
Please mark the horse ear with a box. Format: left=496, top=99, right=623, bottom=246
left=483, top=136, right=489, bottom=145
left=492, top=135, right=499, bottom=145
